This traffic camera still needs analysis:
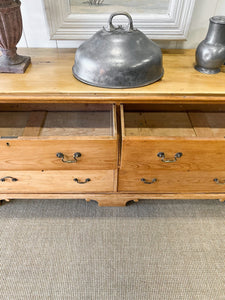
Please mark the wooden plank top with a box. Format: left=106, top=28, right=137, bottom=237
left=0, top=48, right=225, bottom=103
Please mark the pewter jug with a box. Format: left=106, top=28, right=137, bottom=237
left=195, top=16, right=225, bottom=74
left=73, top=12, right=163, bottom=88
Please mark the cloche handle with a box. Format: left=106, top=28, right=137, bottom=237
left=108, top=12, right=134, bottom=32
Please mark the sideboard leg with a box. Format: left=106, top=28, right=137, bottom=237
left=0, top=199, right=11, bottom=205
left=133, top=199, right=139, bottom=203
left=219, top=198, right=225, bottom=203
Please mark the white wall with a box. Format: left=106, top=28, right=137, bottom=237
left=18, top=0, right=225, bottom=49
left=177, top=0, right=225, bottom=48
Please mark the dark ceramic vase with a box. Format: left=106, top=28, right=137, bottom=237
left=0, top=0, right=31, bottom=73
left=195, top=16, right=225, bottom=74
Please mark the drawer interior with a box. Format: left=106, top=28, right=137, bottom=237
left=122, top=105, right=225, bottom=138
left=0, top=104, right=116, bottom=138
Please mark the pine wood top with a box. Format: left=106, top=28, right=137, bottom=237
left=0, top=48, right=225, bottom=103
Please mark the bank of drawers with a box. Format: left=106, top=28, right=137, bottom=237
left=2, top=104, right=225, bottom=196
left=119, top=106, right=225, bottom=193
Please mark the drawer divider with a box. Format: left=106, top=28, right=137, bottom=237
left=22, top=111, right=47, bottom=136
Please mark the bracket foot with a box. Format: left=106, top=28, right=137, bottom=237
left=86, top=195, right=139, bottom=207
left=0, top=199, right=11, bottom=206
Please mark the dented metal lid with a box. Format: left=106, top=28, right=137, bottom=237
left=72, top=12, right=164, bottom=88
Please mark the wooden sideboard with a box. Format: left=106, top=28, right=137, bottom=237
left=0, top=48, right=225, bottom=206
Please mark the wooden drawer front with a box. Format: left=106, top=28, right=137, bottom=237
left=0, top=105, right=117, bottom=170
left=0, top=139, right=117, bottom=170
left=121, top=139, right=225, bottom=171
left=0, top=170, right=115, bottom=193
left=118, top=170, right=225, bottom=193
left=121, top=108, right=225, bottom=171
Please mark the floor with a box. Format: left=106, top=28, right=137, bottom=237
left=0, top=198, right=225, bottom=300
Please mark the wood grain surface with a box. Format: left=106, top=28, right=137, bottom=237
left=118, top=170, right=225, bottom=193
left=0, top=110, right=115, bottom=137
left=0, top=49, right=224, bottom=103
left=0, top=170, right=115, bottom=193
left=121, top=139, right=225, bottom=171
left=0, top=193, right=224, bottom=207
left=121, top=108, right=225, bottom=171
left=1, top=49, right=225, bottom=206
left=0, top=139, right=118, bottom=170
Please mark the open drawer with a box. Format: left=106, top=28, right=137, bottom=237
left=120, top=105, right=225, bottom=171
left=0, top=104, right=118, bottom=170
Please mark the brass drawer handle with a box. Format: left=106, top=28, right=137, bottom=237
left=214, top=178, right=225, bottom=185
left=141, top=178, right=157, bottom=185
left=73, top=178, right=91, bottom=184
left=1, top=176, right=18, bottom=182
left=56, top=152, right=81, bottom=163
left=157, top=152, right=183, bottom=163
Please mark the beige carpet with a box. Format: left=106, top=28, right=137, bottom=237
left=0, top=199, right=225, bottom=300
